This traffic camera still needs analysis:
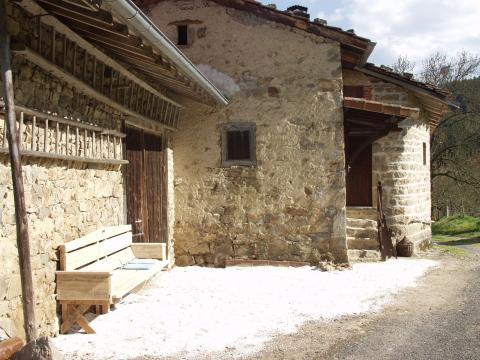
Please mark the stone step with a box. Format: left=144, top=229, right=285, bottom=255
left=347, top=236, right=380, bottom=250
left=348, top=249, right=381, bottom=263
left=346, top=207, right=377, bottom=221
left=346, top=226, right=378, bottom=240
left=346, top=217, right=377, bottom=228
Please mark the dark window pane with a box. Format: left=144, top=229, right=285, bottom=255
left=227, top=130, right=250, bottom=160
left=177, top=25, right=188, bottom=45
left=423, top=142, right=427, bottom=165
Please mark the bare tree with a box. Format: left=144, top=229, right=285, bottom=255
left=419, top=50, right=480, bottom=87
left=422, top=51, right=480, bottom=216
left=391, top=55, right=416, bottom=75
left=393, top=52, right=480, bottom=215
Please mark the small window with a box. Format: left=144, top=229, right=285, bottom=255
left=177, top=25, right=188, bottom=45
left=221, top=123, right=256, bottom=166
left=423, top=142, right=427, bottom=166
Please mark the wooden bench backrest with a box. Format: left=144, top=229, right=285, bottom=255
left=59, top=225, right=134, bottom=271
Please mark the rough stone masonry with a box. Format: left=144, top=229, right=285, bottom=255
left=0, top=4, right=125, bottom=337
left=148, top=0, right=349, bottom=267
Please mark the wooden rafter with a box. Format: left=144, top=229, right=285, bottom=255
left=31, top=0, right=210, bottom=102
left=344, top=97, right=420, bottom=118
left=12, top=44, right=178, bottom=132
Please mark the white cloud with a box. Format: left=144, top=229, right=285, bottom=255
left=313, top=0, right=480, bottom=68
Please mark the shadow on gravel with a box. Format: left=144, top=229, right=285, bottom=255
left=439, top=237, right=480, bottom=246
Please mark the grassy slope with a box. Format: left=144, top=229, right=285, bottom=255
left=432, top=215, right=480, bottom=256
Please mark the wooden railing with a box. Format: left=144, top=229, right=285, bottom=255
left=376, top=181, right=396, bottom=260
left=0, top=105, right=128, bottom=165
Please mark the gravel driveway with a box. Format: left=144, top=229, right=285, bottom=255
left=242, top=248, right=480, bottom=360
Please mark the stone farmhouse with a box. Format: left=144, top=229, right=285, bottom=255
left=0, top=0, right=448, bottom=338
left=134, top=0, right=449, bottom=265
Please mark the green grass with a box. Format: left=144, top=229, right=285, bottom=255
left=432, top=215, right=480, bottom=235
left=431, top=215, right=480, bottom=256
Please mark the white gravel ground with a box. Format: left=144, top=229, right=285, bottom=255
left=54, top=259, right=438, bottom=359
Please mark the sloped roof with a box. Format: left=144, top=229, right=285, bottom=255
left=135, top=0, right=376, bottom=68
left=363, top=63, right=449, bottom=99
left=357, top=64, right=449, bottom=126
left=22, top=0, right=227, bottom=105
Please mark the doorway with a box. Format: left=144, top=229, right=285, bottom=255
left=346, top=136, right=373, bottom=207
left=124, top=127, right=166, bottom=243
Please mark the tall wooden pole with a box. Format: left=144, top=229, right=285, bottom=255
left=0, top=0, right=37, bottom=342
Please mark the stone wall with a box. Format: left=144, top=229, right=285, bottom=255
left=0, top=160, right=124, bottom=338
left=0, top=4, right=125, bottom=338
left=343, top=69, right=432, bottom=249
left=148, top=0, right=347, bottom=266
left=373, top=120, right=432, bottom=250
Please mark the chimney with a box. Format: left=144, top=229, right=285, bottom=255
left=314, top=18, right=327, bottom=25
left=286, top=5, right=310, bottom=20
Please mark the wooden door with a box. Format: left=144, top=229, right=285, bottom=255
left=346, top=137, right=373, bottom=207
left=125, top=127, right=164, bottom=243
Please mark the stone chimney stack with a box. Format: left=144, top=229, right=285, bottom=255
left=286, top=5, right=310, bottom=20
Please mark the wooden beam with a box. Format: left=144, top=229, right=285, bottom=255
left=0, top=0, right=37, bottom=342
left=17, top=0, right=182, bottom=108
left=12, top=44, right=178, bottom=132
left=343, top=97, right=420, bottom=118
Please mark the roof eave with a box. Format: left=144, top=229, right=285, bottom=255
left=105, top=0, right=229, bottom=106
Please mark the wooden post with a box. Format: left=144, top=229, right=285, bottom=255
left=0, top=0, right=37, bottom=342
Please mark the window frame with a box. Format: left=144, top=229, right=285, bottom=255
left=221, top=122, right=257, bottom=167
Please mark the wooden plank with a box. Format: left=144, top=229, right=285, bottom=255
left=81, top=247, right=136, bottom=272
left=0, top=337, right=25, bottom=360
left=73, top=306, right=95, bottom=334
left=131, top=243, right=166, bottom=260
left=162, top=134, right=170, bottom=256
left=144, top=132, right=163, bottom=243
left=60, top=304, right=91, bottom=334
left=56, top=271, right=111, bottom=301
left=0, top=148, right=129, bottom=165
left=63, top=232, right=132, bottom=271
left=125, top=127, right=145, bottom=242
left=110, top=261, right=167, bottom=300
left=63, top=225, right=132, bottom=252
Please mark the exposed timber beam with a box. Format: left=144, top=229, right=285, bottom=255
left=0, top=0, right=37, bottom=342
left=12, top=44, right=177, bottom=132
left=16, top=0, right=182, bottom=108
left=344, top=97, right=420, bottom=118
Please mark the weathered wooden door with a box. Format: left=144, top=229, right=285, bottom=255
left=125, top=127, right=164, bottom=243
left=346, top=137, right=373, bottom=207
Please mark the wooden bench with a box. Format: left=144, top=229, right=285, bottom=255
left=56, top=225, right=168, bottom=334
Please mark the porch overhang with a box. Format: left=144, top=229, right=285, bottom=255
left=19, top=0, right=227, bottom=105
left=343, top=98, right=419, bottom=169
left=344, top=97, right=419, bottom=138
left=344, top=97, right=420, bottom=119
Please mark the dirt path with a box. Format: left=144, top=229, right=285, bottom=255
left=239, top=250, right=480, bottom=360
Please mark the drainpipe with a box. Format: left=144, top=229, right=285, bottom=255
left=104, top=0, right=229, bottom=106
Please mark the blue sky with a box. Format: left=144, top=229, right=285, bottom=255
left=259, top=0, right=480, bottom=71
